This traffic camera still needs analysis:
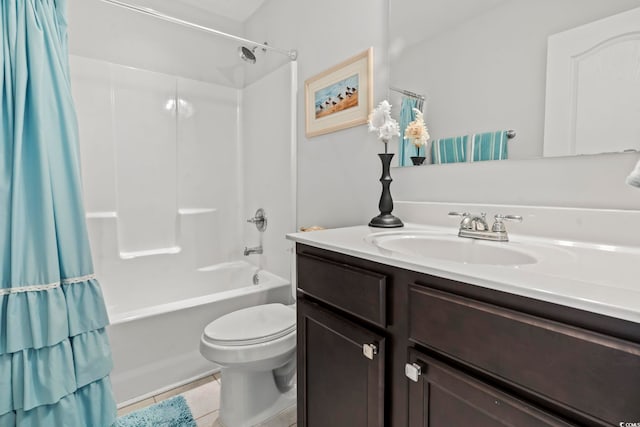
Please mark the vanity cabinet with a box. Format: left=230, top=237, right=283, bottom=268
left=295, top=243, right=640, bottom=427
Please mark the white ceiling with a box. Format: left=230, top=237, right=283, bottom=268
left=173, top=0, right=266, bottom=22
left=390, top=0, right=511, bottom=48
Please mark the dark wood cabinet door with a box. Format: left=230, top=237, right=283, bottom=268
left=297, top=298, right=385, bottom=427
left=407, top=349, right=576, bottom=427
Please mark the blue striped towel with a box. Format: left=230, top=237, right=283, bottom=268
left=471, top=131, right=509, bottom=161
left=431, top=136, right=468, bottom=164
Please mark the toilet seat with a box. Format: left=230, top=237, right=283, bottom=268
left=203, top=303, right=296, bottom=347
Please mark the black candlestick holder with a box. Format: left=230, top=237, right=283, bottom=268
left=369, top=153, right=404, bottom=228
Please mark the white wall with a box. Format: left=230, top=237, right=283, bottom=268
left=67, top=0, right=247, bottom=278
left=68, top=0, right=297, bottom=281
left=71, top=0, right=640, bottom=242
left=391, top=0, right=640, bottom=161
left=390, top=0, right=640, bottom=212
left=67, top=0, right=245, bottom=86
left=393, top=152, right=640, bottom=210
left=245, top=0, right=391, bottom=228
left=245, top=0, right=640, bottom=226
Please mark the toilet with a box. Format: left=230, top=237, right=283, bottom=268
left=200, top=303, right=297, bottom=427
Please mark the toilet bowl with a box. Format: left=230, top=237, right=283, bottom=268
left=200, top=303, right=296, bottom=427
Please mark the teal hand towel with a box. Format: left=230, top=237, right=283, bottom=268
left=471, top=131, right=509, bottom=161
left=431, top=136, right=468, bottom=164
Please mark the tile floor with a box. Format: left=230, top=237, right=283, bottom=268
left=117, top=374, right=297, bottom=427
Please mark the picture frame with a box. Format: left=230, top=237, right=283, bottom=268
left=305, top=47, right=373, bottom=138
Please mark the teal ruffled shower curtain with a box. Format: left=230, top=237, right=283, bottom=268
left=0, top=0, right=117, bottom=425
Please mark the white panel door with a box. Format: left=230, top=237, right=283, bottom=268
left=544, top=7, right=640, bottom=157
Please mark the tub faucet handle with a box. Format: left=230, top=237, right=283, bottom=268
left=247, top=208, right=267, bottom=232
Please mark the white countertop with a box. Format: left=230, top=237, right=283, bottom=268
left=287, top=224, right=640, bottom=324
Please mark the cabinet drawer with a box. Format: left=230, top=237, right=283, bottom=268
left=408, top=284, right=640, bottom=425
left=297, top=253, right=387, bottom=327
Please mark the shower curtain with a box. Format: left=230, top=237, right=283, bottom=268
left=0, top=0, right=117, bottom=426
left=398, top=96, right=423, bottom=167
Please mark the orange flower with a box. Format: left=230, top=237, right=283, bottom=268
left=404, top=108, right=429, bottom=147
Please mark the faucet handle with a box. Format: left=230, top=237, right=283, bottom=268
left=449, top=212, right=478, bottom=230
left=495, top=214, right=523, bottom=222
left=492, top=214, right=523, bottom=232
left=448, top=211, right=470, bottom=218
left=247, top=208, right=267, bottom=232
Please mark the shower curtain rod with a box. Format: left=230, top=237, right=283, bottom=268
left=98, top=0, right=298, bottom=60
left=390, top=86, right=425, bottom=101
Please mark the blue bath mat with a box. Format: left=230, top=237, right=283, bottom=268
left=114, top=395, right=197, bottom=427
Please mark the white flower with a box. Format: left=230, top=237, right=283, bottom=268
left=368, top=100, right=400, bottom=144
left=404, top=108, right=429, bottom=147
left=378, top=122, right=400, bottom=141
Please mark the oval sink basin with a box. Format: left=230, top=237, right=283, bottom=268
left=366, top=231, right=538, bottom=266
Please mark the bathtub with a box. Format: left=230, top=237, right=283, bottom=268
left=103, top=261, right=292, bottom=405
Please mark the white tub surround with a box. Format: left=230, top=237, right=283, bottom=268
left=71, top=54, right=297, bottom=406
left=287, top=204, right=640, bottom=324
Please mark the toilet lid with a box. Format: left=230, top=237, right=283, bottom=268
left=203, top=303, right=296, bottom=346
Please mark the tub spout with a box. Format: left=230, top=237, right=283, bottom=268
left=244, top=246, right=263, bottom=256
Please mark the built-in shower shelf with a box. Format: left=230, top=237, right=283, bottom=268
left=178, top=208, right=217, bottom=215
left=86, top=211, right=118, bottom=219
left=119, top=246, right=182, bottom=260
left=86, top=209, right=216, bottom=219
left=197, top=261, right=249, bottom=272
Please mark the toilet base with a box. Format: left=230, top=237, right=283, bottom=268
left=219, top=366, right=296, bottom=427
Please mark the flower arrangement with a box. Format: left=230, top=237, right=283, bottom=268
left=368, top=100, right=400, bottom=153
left=404, top=108, right=430, bottom=156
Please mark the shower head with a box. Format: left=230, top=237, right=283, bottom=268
left=238, top=43, right=268, bottom=64
left=238, top=46, right=257, bottom=64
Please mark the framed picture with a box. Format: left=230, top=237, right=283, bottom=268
left=305, top=48, right=373, bottom=138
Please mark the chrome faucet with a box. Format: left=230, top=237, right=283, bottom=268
left=448, top=212, right=522, bottom=242
left=459, top=212, right=489, bottom=232
left=244, top=246, right=263, bottom=256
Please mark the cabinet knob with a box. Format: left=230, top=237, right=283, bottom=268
left=362, top=343, right=378, bottom=360
left=405, top=362, right=424, bottom=382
